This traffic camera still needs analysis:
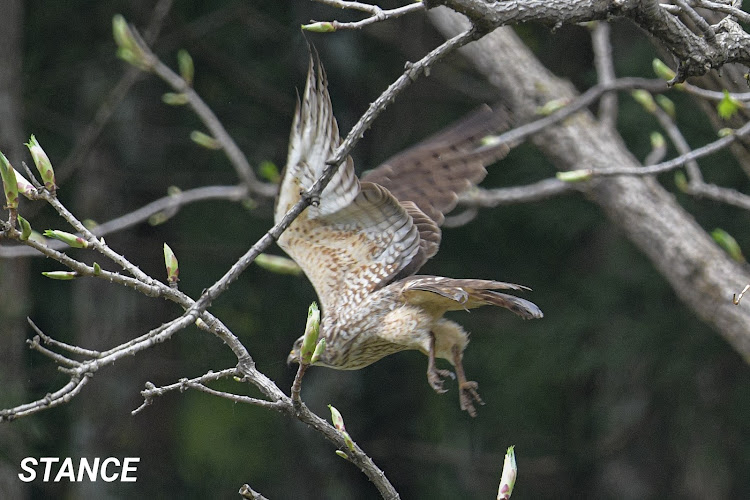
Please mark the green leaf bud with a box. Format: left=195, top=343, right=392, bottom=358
left=17, top=215, right=32, bottom=241
left=177, top=49, right=194, bottom=86
left=310, top=338, right=326, bottom=364
left=43, top=229, right=89, bottom=248
left=712, top=228, right=745, bottom=262
left=652, top=58, right=676, bottom=81
left=300, top=302, right=321, bottom=363
left=162, top=92, right=189, bottom=106
left=0, top=151, right=19, bottom=209
left=328, top=404, right=345, bottom=432
left=631, top=90, right=657, bottom=113
left=42, top=271, right=78, bottom=280
left=556, top=169, right=593, bottom=183
left=190, top=131, right=221, bottom=150
left=163, top=243, right=179, bottom=284
left=655, top=95, right=676, bottom=118
left=497, top=445, right=517, bottom=500
left=14, top=169, right=36, bottom=199
left=25, top=135, right=56, bottom=192
left=717, top=90, right=743, bottom=120
left=255, top=253, right=303, bottom=275
left=302, top=22, right=336, bottom=33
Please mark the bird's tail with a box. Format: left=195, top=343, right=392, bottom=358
left=401, top=276, right=543, bottom=319
left=470, top=289, right=543, bottom=319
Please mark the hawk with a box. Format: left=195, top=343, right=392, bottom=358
left=279, top=52, right=542, bottom=416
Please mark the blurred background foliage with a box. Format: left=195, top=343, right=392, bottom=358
left=2, top=0, right=750, bottom=498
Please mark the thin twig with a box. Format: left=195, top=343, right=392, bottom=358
left=459, top=178, right=576, bottom=208
left=588, top=119, right=750, bottom=176
left=674, top=0, right=716, bottom=42
left=308, top=0, right=425, bottom=30
left=56, top=0, right=175, bottom=186
left=693, top=0, right=750, bottom=24
left=28, top=317, right=102, bottom=357
left=648, top=98, right=704, bottom=182
left=128, top=27, right=276, bottom=198
left=0, top=184, right=251, bottom=258
left=591, top=22, right=618, bottom=128
left=133, top=368, right=284, bottom=415
left=682, top=82, right=750, bottom=102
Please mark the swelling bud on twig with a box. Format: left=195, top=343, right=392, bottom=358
left=302, top=21, right=336, bottom=33
left=43, top=229, right=89, bottom=248
left=536, top=98, right=570, bottom=116
left=162, top=92, right=189, bottom=106
left=177, top=49, right=194, bottom=86
left=655, top=95, right=676, bottom=118
left=328, top=404, right=355, bottom=451
left=190, top=130, right=221, bottom=150
left=163, top=243, right=180, bottom=285
left=310, top=338, right=326, bottom=364
left=329, top=404, right=345, bottom=431
left=650, top=132, right=666, bottom=150
left=17, top=215, right=32, bottom=241
left=711, top=228, right=745, bottom=263
left=14, top=169, right=36, bottom=199
left=25, top=135, right=56, bottom=192
left=258, top=160, right=281, bottom=184
left=42, top=271, right=78, bottom=280
left=631, top=90, right=657, bottom=113
left=674, top=171, right=689, bottom=192
left=112, top=14, right=150, bottom=70
left=300, top=302, right=321, bottom=363
left=652, top=58, right=676, bottom=81
left=497, top=446, right=517, bottom=500
left=0, top=151, right=19, bottom=210
left=717, top=90, right=743, bottom=120
left=255, top=253, right=302, bottom=275
left=556, top=169, right=592, bottom=183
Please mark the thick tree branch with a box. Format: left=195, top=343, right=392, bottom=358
left=428, top=0, right=750, bottom=83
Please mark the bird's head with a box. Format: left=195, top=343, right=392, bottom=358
left=287, top=335, right=334, bottom=367
left=286, top=337, right=304, bottom=367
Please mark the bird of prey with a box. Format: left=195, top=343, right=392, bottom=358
left=279, top=52, right=542, bottom=416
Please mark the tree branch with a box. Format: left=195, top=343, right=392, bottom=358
left=307, top=0, right=425, bottom=30
left=428, top=0, right=750, bottom=83
left=0, top=184, right=250, bottom=258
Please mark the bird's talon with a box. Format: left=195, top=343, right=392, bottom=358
left=427, top=368, right=454, bottom=394
left=459, top=381, right=484, bottom=417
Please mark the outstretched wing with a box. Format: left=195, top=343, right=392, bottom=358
left=362, top=105, right=513, bottom=226
left=275, top=49, right=358, bottom=220
left=275, top=51, right=421, bottom=313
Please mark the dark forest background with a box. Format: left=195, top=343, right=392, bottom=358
left=2, top=1, right=750, bottom=498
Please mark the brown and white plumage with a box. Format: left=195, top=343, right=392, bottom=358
left=278, top=51, right=542, bottom=416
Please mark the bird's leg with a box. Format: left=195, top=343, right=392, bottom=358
left=426, top=331, right=454, bottom=394
left=452, top=345, right=484, bottom=417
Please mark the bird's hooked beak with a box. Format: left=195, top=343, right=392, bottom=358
left=287, top=338, right=302, bottom=367
left=287, top=349, right=300, bottom=367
